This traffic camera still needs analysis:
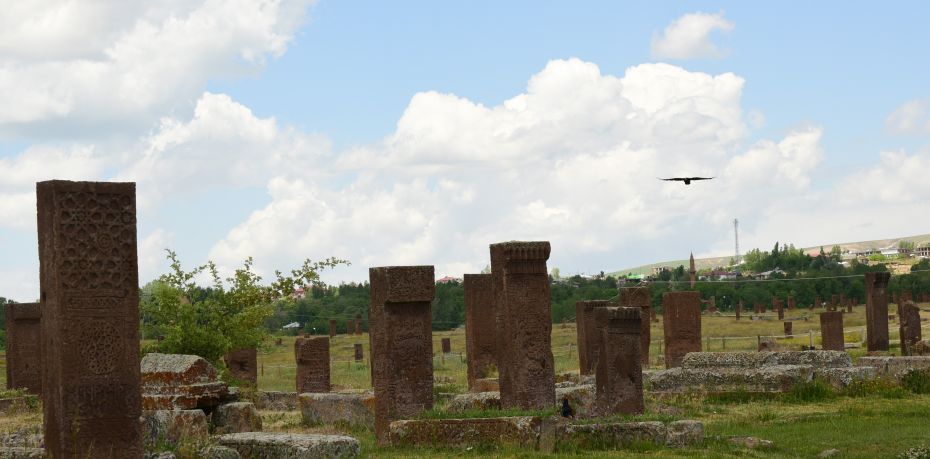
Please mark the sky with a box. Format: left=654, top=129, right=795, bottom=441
left=2, top=1, right=930, bottom=301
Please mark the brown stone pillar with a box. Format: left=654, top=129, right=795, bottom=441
left=441, top=337, right=451, bottom=354
left=355, top=313, right=363, bottom=335
left=224, top=348, right=258, bottom=385
left=815, top=296, right=821, bottom=309
left=784, top=321, right=793, bottom=337
left=788, top=296, right=796, bottom=310
left=865, top=272, right=891, bottom=352
left=354, top=343, right=364, bottom=362
left=847, top=301, right=853, bottom=313
left=776, top=298, right=785, bottom=320
left=661, top=291, right=701, bottom=368
left=619, top=287, right=652, bottom=366
left=37, top=180, right=142, bottom=457
left=369, top=265, right=435, bottom=445
left=595, top=307, right=643, bottom=415
left=575, top=300, right=611, bottom=375
left=735, top=300, right=742, bottom=320
left=899, top=301, right=922, bottom=356
left=4, top=302, right=42, bottom=395
left=490, top=241, right=555, bottom=410
left=347, top=319, right=355, bottom=335
left=329, top=319, right=336, bottom=338
left=706, top=296, right=717, bottom=313
left=463, top=273, right=497, bottom=391
left=819, top=311, right=845, bottom=351
left=295, top=336, right=330, bottom=393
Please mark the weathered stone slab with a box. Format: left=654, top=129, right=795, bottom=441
left=295, top=336, right=330, bottom=393
left=865, top=272, right=891, bottom=351
left=213, top=402, right=262, bottom=434
left=217, top=432, right=359, bottom=459
left=815, top=366, right=876, bottom=388
left=899, top=302, right=922, bottom=356
left=4, top=303, right=41, bottom=395
left=0, top=447, right=45, bottom=458
left=820, top=311, right=845, bottom=352
left=556, top=384, right=595, bottom=417
left=490, top=241, right=555, bottom=410
left=389, top=417, right=541, bottom=448
left=667, top=420, right=704, bottom=447
left=447, top=391, right=501, bottom=412
left=562, top=422, right=667, bottom=447
left=464, top=273, right=497, bottom=391
left=255, top=391, right=299, bottom=411
left=648, top=365, right=815, bottom=393
left=619, top=287, right=652, bottom=365
left=857, top=356, right=930, bottom=380
left=594, top=307, right=643, bottom=415
left=662, top=292, right=701, bottom=368
left=224, top=348, right=258, bottom=386
left=38, top=180, right=143, bottom=458
left=369, top=265, right=435, bottom=445
left=299, top=392, right=375, bottom=428
left=576, top=300, right=612, bottom=375
left=141, top=353, right=229, bottom=410
left=472, top=378, right=499, bottom=392
left=681, top=351, right=852, bottom=369
left=141, top=410, right=208, bottom=448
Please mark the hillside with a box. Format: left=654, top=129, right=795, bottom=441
left=610, top=232, right=930, bottom=276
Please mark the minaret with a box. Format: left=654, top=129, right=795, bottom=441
left=689, top=252, right=696, bottom=289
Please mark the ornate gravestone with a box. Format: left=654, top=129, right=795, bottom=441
left=820, top=311, right=845, bottom=351
left=224, top=348, right=258, bottom=385
left=4, top=302, right=42, bottom=395
left=619, top=287, right=652, bottom=366
left=295, top=336, right=330, bottom=393
left=441, top=337, right=451, bottom=354
left=865, top=272, right=891, bottom=352
left=594, top=307, right=643, bottom=415
left=662, top=292, right=701, bottom=368
left=735, top=300, right=742, bottom=320
left=37, top=180, right=143, bottom=457
left=784, top=321, right=793, bottom=337
left=899, top=301, right=922, bottom=356
left=575, top=300, right=612, bottom=375
left=329, top=319, right=336, bottom=338
left=490, top=241, right=555, bottom=410
left=464, top=273, right=497, bottom=391
left=369, top=266, right=435, bottom=445
left=355, top=313, right=363, bottom=335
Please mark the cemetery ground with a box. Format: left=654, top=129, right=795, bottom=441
left=3, top=306, right=930, bottom=457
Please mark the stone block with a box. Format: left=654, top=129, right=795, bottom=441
left=815, top=366, right=876, bottom=388
left=472, top=378, right=499, bottom=392
left=255, top=391, right=299, bottom=411
left=648, top=365, right=814, bottom=393
left=388, top=417, right=541, bottom=448
left=299, top=392, right=375, bottom=428
left=666, top=420, right=704, bottom=447
left=447, top=392, right=501, bottom=412
left=857, top=356, right=930, bottom=380
left=555, top=384, right=595, bottom=417
left=0, top=448, right=45, bottom=459
left=213, top=402, right=262, bottom=434
left=681, top=351, right=851, bottom=369
left=217, top=432, right=360, bottom=459
left=141, top=353, right=229, bottom=410
left=141, top=410, right=208, bottom=448
left=562, top=422, right=667, bottom=447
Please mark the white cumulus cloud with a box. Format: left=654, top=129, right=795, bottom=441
left=885, top=99, right=930, bottom=134
left=651, top=12, right=735, bottom=60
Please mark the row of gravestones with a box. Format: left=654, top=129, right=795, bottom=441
left=4, top=181, right=923, bottom=455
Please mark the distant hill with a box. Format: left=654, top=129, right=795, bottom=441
left=609, top=232, right=930, bottom=277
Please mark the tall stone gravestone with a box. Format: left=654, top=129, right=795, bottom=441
left=5, top=302, right=42, bottom=395
left=662, top=291, right=701, bottom=368
left=820, top=311, right=845, bottom=351
left=224, top=348, right=258, bottom=385
left=619, top=287, right=652, bottom=366
left=354, top=343, right=364, bottom=362
left=37, top=180, right=143, bottom=457
left=594, top=307, right=643, bottom=415
left=490, top=241, right=555, bottom=410
left=295, top=336, right=330, bottom=393
left=899, top=301, right=922, bottom=356
left=369, top=266, right=435, bottom=445
left=575, top=300, right=611, bottom=375
left=329, top=319, right=336, bottom=338
left=355, top=313, right=363, bottom=335
left=735, top=300, right=742, bottom=320
left=864, top=272, right=891, bottom=352
left=788, top=296, right=796, bottom=311
left=464, top=273, right=497, bottom=391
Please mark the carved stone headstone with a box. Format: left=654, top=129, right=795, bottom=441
left=594, top=307, right=643, bottom=415
left=464, top=273, right=497, bottom=391
left=788, top=296, right=796, bottom=311
left=490, top=241, right=555, bottom=410
left=355, top=314, right=363, bottom=335
left=329, top=319, right=336, bottom=338
left=37, top=180, right=143, bottom=457
left=347, top=319, right=355, bottom=336
left=784, top=321, right=793, bottom=337
left=369, top=265, right=435, bottom=445
left=865, top=272, right=891, bottom=352
left=575, top=300, right=611, bottom=375
left=661, top=291, right=701, bottom=369
left=295, top=336, right=330, bottom=393
left=899, top=301, right=922, bottom=356
left=735, top=300, right=742, bottom=320
left=819, top=311, right=845, bottom=351
left=776, top=298, right=784, bottom=320
left=4, top=302, right=42, bottom=395
left=224, top=348, right=258, bottom=385
left=441, top=337, right=451, bottom=354
left=354, top=343, right=364, bottom=362
left=619, top=287, right=652, bottom=366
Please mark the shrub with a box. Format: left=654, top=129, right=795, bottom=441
left=780, top=379, right=835, bottom=403
left=842, top=378, right=907, bottom=399
left=902, top=369, right=930, bottom=394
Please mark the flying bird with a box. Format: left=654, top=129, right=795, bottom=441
left=658, top=176, right=715, bottom=185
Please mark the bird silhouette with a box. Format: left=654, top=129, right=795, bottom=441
left=658, top=176, right=715, bottom=185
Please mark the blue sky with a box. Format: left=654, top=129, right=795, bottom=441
left=2, top=1, right=930, bottom=300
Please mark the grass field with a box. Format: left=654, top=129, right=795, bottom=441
left=3, top=304, right=929, bottom=457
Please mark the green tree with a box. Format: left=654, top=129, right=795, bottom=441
left=142, top=250, right=348, bottom=366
